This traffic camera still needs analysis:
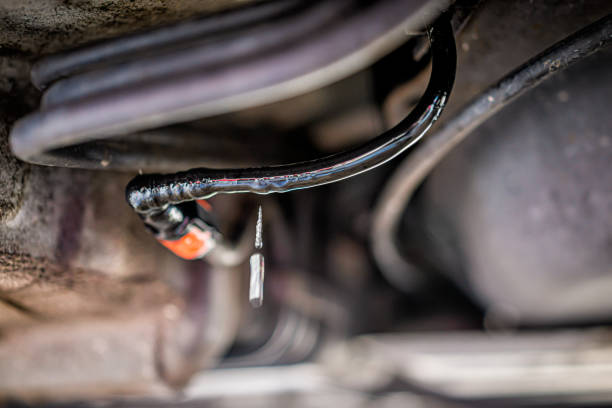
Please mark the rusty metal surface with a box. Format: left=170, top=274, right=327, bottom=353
left=0, top=262, right=241, bottom=400
left=0, top=1, right=266, bottom=393
left=0, top=86, right=181, bottom=317
left=0, top=64, right=242, bottom=396
left=0, top=149, right=242, bottom=397
left=0, top=313, right=166, bottom=399
left=0, top=0, right=260, bottom=56
left=0, top=159, right=186, bottom=318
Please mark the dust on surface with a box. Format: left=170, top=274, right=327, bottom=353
left=0, top=0, right=259, bottom=57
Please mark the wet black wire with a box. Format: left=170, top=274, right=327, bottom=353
left=125, top=15, right=457, bottom=214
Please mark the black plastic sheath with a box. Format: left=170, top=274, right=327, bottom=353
left=126, top=17, right=457, bottom=214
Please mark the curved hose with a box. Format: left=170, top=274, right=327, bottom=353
left=31, top=0, right=304, bottom=89
left=10, top=0, right=450, bottom=171
left=371, top=13, right=612, bottom=292
left=126, top=16, right=456, bottom=214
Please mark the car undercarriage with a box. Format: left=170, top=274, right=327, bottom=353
left=0, top=0, right=611, bottom=406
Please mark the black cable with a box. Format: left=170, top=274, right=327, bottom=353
left=125, top=15, right=457, bottom=214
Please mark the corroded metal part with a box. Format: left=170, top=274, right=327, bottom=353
left=0, top=108, right=242, bottom=397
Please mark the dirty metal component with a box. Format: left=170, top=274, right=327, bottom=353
left=0, top=163, right=186, bottom=320
left=9, top=0, right=449, bottom=169
left=371, top=12, right=612, bottom=292
left=0, top=264, right=241, bottom=399
left=0, top=312, right=167, bottom=399
left=0, top=116, right=28, bottom=223
left=0, top=0, right=261, bottom=55
left=0, top=64, right=189, bottom=311
left=421, top=46, right=612, bottom=324
left=0, top=91, right=242, bottom=396
left=125, top=14, right=456, bottom=213
left=0, top=166, right=242, bottom=397
left=155, top=264, right=241, bottom=389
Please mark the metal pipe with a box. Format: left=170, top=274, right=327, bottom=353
left=40, top=0, right=353, bottom=108
left=371, top=13, right=612, bottom=292
left=30, top=0, right=303, bottom=89
left=10, top=0, right=449, bottom=170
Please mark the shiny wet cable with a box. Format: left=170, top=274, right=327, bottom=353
left=126, top=16, right=456, bottom=214
left=371, top=13, right=612, bottom=292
